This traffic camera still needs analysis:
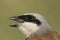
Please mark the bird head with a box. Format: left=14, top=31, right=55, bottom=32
left=9, top=13, right=52, bottom=37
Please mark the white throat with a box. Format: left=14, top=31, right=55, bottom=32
left=18, top=22, right=39, bottom=37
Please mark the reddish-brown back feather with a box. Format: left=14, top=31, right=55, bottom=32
left=25, top=31, right=60, bottom=40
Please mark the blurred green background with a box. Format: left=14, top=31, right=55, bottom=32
left=0, top=0, right=60, bottom=40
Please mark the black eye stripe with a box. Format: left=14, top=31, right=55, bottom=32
left=17, top=15, right=41, bottom=25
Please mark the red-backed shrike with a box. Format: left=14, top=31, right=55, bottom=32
left=9, top=13, right=60, bottom=40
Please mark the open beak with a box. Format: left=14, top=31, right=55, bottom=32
left=9, top=16, right=24, bottom=27
left=9, top=16, right=18, bottom=27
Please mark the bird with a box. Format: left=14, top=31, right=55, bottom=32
left=9, top=13, right=60, bottom=40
